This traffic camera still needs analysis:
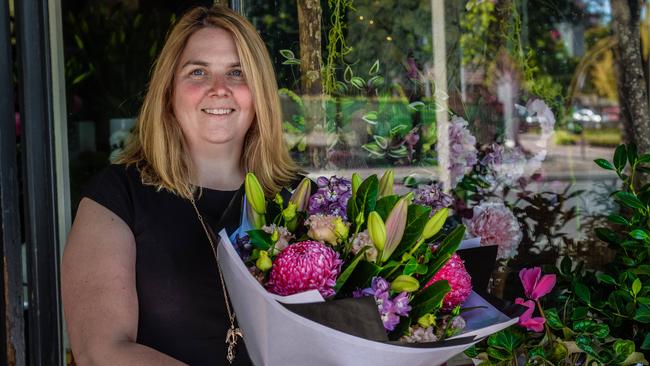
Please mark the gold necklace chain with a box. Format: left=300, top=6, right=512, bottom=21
left=189, top=197, right=242, bottom=364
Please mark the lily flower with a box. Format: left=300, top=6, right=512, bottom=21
left=378, top=169, right=394, bottom=198
left=380, top=197, right=408, bottom=262
left=515, top=298, right=545, bottom=332
left=245, top=173, right=267, bottom=228
left=368, top=212, right=386, bottom=251
left=289, top=177, right=311, bottom=212
left=422, top=208, right=448, bottom=240
left=519, top=267, right=556, bottom=301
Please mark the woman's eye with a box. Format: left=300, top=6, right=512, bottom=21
left=190, top=69, right=206, bottom=76
left=229, top=69, right=243, bottom=78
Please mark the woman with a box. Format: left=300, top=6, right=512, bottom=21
left=62, top=5, right=301, bottom=365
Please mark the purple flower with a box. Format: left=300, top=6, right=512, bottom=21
left=448, top=116, right=478, bottom=188
left=308, top=176, right=352, bottom=217
left=413, top=183, right=453, bottom=215
left=353, top=276, right=411, bottom=331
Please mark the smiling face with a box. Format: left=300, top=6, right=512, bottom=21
left=172, top=27, right=255, bottom=154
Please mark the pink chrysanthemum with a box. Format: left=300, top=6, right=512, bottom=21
left=266, top=240, right=342, bottom=298
left=464, top=201, right=522, bottom=260
left=425, top=253, right=472, bottom=310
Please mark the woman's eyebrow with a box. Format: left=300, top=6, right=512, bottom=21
left=180, top=60, right=241, bottom=69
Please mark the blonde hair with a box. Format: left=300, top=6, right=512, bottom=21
left=117, top=5, right=301, bottom=198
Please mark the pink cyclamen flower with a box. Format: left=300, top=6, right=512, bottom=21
left=515, top=298, right=545, bottom=332
left=519, top=267, right=556, bottom=300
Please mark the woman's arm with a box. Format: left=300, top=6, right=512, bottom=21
left=61, top=198, right=187, bottom=366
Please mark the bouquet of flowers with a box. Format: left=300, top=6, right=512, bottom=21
left=216, top=170, right=520, bottom=366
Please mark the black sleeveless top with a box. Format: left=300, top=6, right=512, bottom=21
left=82, top=164, right=253, bottom=365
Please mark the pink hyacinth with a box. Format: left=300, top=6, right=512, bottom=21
left=464, top=201, right=522, bottom=260
left=424, top=253, right=472, bottom=310
left=266, top=240, right=342, bottom=298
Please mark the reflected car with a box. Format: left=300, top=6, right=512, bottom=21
left=572, top=108, right=602, bottom=124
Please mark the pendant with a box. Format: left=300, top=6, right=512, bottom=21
left=226, top=325, right=243, bottom=364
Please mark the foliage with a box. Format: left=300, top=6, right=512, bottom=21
left=468, top=144, right=650, bottom=365
left=63, top=2, right=175, bottom=118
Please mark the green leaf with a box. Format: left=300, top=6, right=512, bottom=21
left=407, top=101, right=425, bottom=111
left=614, top=144, right=628, bottom=171
left=368, top=75, right=385, bottom=88
left=350, top=76, right=366, bottom=89
left=410, top=280, right=450, bottom=318
left=544, top=308, right=564, bottom=330
left=548, top=341, right=569, bottom=364
left=608, top=213, right=630, bottom=226
left=348, top=175, right=379, bottom=229
left=574, top=282, right=591, bottom=304
left=638, top=153, right=650, bottom=164
left=246, top=229, right=271, bottom=250
left=561, top=256, right=572, bottom=275
left=369, top=60, right=380, bottom=75
left=594, top=158, right=614, bottom=171
left=344, top=65, right=353, bottom=82
left=634, top=304, right=650, bottom=323
left=632, top=278, right=642, bottom=296
left=390, top=204, right=432, bottom=259
left=573, top=320, right=609, bottom=338
left=334, top=247, right=367, bottom=292
left=486, top=347, right=512, bottom=361
left=338, top=260, right=381, bottom=294
left=571, top=306, right=588, bottom=321
left=282, top=59, right=301, bottom=65
left=633, top=264, right=650, bottom=276
left=464, top=345, right=479, bottom=358
left=595, top=227, right=620, bottom=244
left=487, top=328, right=524, bottom=352
left=422, top=226, right=466, bottom=281
left=614, top=191, right=646, bottom=210
left=627, top=143, right=638, bottom=166
left=596, top=273, right=617, bottom=285
left=279, top=49, right=295, bottom=60
left=641, top=333, right=650, bottom=350
left=362, top=111, right=379, bottom=125
left=403, top=258, right=419, bottom=276
left=613, top=339, right=635, bottom=359
left=374, top=195, right=400, bottom=220
left=630, top=229, right=650, bottom=242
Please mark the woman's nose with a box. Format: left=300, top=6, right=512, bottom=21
left=209, top=75, right=231, bottom=96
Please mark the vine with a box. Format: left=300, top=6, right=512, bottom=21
left=323, top=0, right=354, bottom=95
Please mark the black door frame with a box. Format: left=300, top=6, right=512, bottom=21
left=0, top=0, right=26, bottom=364
left=13, top=0, right=63, bottom=364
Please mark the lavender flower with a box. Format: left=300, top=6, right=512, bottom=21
left=308, top=176, right=352, bottom=217
left=449, top=116, right=478, bottom=188
left=413, top=183, right=453, bottom=215
left=353, top=276, right=411, bottom=331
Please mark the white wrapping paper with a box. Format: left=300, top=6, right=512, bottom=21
left=217, top=229, right=518, bottom=366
